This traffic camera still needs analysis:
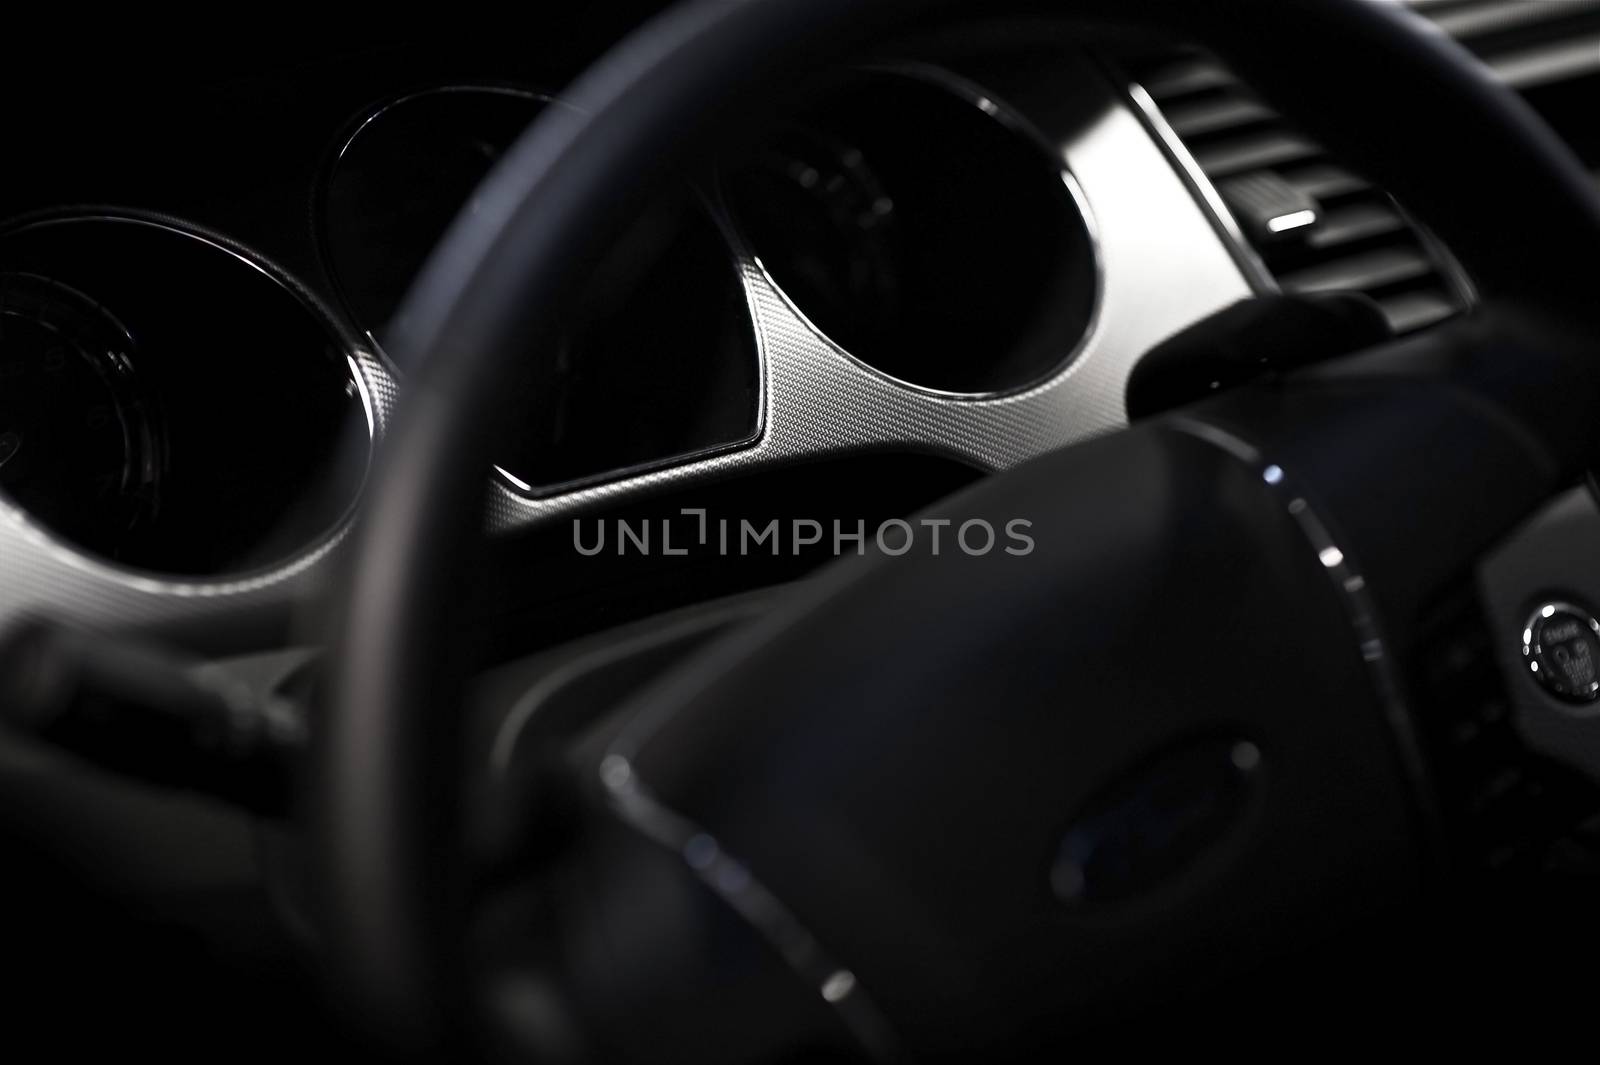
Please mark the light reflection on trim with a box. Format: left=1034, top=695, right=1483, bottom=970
left=1124, top=82, right=1280, bottom=295
left=1171, top=417, right=1441, bottom=859
left=599, top=753, right=900, bottom=1061
left=1267, top=209, right=1318, bottom=233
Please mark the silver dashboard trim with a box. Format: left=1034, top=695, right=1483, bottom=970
left=1123, top=81, right=1280, bottom=296
left=0, top=54, right=1254, bottom=645
left=485, top=56, right=1252, bottom=531
left=0, top=211, right=395, bottom=641
left=714, top=60, right=1107, bottom=405
left=320, top=82, right=772, bottom=503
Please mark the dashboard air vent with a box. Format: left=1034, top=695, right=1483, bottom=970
left=1123, top=0, right=1600, bottom=335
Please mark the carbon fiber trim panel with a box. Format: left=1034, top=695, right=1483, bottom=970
left=486, top=57, right=1250, bottom=529
left=0, top=55, right=1248, bottom=646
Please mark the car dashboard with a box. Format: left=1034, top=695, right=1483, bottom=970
left=2, top=2, right=1600, bottom=1059
left=2, top=3, right=1595, bottom=660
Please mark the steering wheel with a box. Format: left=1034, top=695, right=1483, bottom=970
left=318, top=0, right=1600, bottom=1060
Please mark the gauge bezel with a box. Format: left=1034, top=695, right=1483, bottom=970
left=718, top=62, right=1104, bottom=401
left=0, top=208, right=381, bottom=579
left=315, top=84, right=764, bottom=499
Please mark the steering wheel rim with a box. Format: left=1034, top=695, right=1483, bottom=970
left=318, top=0, right=1600, bottom=1057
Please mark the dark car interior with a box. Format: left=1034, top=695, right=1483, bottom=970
left=2, top=1, right=1599, bottom=1060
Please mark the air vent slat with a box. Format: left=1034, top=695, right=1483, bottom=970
left=1164, top=95, right=1276, bottom=139
left=1283, top=163, right=1371, bottom=200
left=1279, top=246, right=1436, bottom=295
left=1308, top=201, right=1406, bottom=250
left=1429, top=0, right=1600, bottom=44
left=1126, top=0, right=1600, bottom=335
left=1490, top=34, right=1600, bottom=90
left=1140, top=58, right=1235, bottom=99
left=1192, top=131, right=1320, bottom=178
left=1378, top=288, right=1461, bottom=334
